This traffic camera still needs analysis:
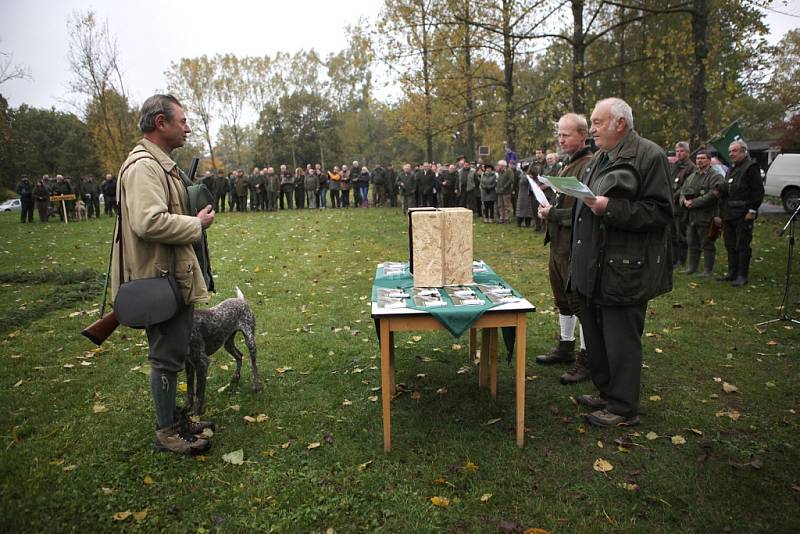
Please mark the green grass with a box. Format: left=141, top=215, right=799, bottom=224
left=0, top=208, right=799, bottom=532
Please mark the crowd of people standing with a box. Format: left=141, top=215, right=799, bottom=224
left=15, top=173, right=118, bottom=223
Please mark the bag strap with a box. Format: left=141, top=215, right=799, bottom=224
left=116, top=153, right=176, bottom=283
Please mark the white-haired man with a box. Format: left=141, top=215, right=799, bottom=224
left=718, top=140, right=764, bottom=286
left=570, top=98, right=673, bottom=427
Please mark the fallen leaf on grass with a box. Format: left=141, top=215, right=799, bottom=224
left=451, top=344, right=462, bottom=350
left=113, top=511, right=132, bottom=521
left=342, top=399, right=353, bottom=406
left=410, top=391, right=421, bottom=401
left=645, top=431, right=659, bottom=441
left=368, top=395, right=378, bottom=402
left=275, top=366, right=293, bottom=374
left=101, top=487, right=113, bottom=495
left=593, top=458, right=613, bottom=473
left=243, top=415, right=256, bottom=423
left=480, top=493, right=493, bottom=502
left=63, top=364, right=74, bottom=369
left=217, top=384, right=229, bottom=393
left=412, top=335, right=422, bottom=342
left=597, top=440, right=604, bottom=448
left=143, top=475, right=154, bottom=486
left=430, top=496, right=450, bottom=508
left=671, top=435, right=687, bottom=445
left=436, top=387, right=448, bottom=395
left=722, top=382, right=738, bottom=394
left=649, top=395, right=662, bottom=402
left=281, top=442, right=291, bottom=449
left=767, top=340, right=779, bottom=346
left=307, top=442, right=321, bottom=450
left=654, top=348, right=663, bottom=354
left=483, top=418, right=501, bottom=426
left=222, top=449, right=245, bottom=465
left=178, top=382, right=187, bottom=393
left=464, top=461, right=479, bottom=472
left=689, top=428, right=703, bottom=436
left=358, top=460, right=373, bottom=471
left=619, top=482, right=639, bottom=491
left=716, top=410, right=741, bottom=421
left=92, top=403, right=107, bottom=414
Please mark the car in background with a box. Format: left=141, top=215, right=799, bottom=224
left=0, top=198, right=21, bottom=212
left=764, top=154, right=800, bottom=213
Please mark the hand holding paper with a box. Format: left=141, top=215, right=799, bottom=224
left=527, top=176, right=550, bottom=208
left=543, top=175, right=596, bottom=200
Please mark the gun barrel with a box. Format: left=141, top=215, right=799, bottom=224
left=81, top=312, right=120, bottom=346
left=188, top=157, right=200, bottom=182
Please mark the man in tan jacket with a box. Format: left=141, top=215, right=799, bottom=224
left=112, top=94, right=215, bottom=455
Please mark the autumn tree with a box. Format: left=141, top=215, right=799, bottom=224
left=66, top=9, right=136, bottom=170
left=167, top=56, right=220, bottom=170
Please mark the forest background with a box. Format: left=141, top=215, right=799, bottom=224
left=1, top=0, right=799, bottom=190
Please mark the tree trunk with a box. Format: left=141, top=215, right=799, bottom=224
left=463, top=0, right=475, bottom=161
left=571, top=0, right=586, bottom=115
left=422, top=4, right=434, bottom=162
left=689, top=0, right=709, bottom=149
left=502, top=0, right=515, bottom=151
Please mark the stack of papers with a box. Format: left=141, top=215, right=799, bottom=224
left=380, top=262, right=408, bottom=276
left=412, top=288, right=447, bottom=308
left=444, top=286, right=485, bottom=306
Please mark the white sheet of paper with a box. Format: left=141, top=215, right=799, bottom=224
left=528, top=176, right=550, bottom=208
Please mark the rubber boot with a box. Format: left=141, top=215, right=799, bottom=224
left=699, top=249, right=715, bottom=277
left=536, top=339, right=575, bottom=365
left=717, top=252, right=738, bottom=281
left=684, top=250, right=700, bottom=275
left=732, top=254, right=750, bottom=286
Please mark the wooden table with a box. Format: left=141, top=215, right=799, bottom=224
left=371, top=298, right=535, bottom=452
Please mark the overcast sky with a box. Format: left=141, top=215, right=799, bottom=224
left=1, top=0, right=799, bottom=113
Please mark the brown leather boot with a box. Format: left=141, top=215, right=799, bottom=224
left=560, top=349, right=590, bottom=384
left=535, top=339, right=575, bottom=365
left=154, top=420, right=211, bottom=455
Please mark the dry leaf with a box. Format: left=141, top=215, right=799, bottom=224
left=597, top=440, right=604, bottom=448
left=222, top=449, right=245, bottom=465
left=368, top=395, right=379, bottom=402
left=416, top=373, right=426, bottom=379
left=133, top=510, right=148, bottom=521
left=436, top=387, right=448, bottom=395
left=307, top=442, right=321, bottom=450
left=619, top=482, right=639, bottom=491
left=217, top=384, right=229, bottom=393
left=767, top=340, right=779, bottom=346
left=465, top=461, right=479, bottom=472
left=645, top=431, right=659, bottom=440
left=256, top=414, right=268, bottom=422
left=243, top=415, right=256, bottom=423
left=430, top=496, right=450, bottom=508
left=342, top=399, right=353, bottom=406
left=593, top=458, right=613, bottom=473
left=92, top=403, right=107, bottom=413
left=62, top=465, right=77, bottom=472
left=671, top=435, right=687, bottom=445
left=281, top=442, right=291, bottom=449
left=649, top=395, right=662, bottom=402
left=654, top=348, right=663, bottom=354
left=178, top=382, right=188, bottom=393
left=722, top=382, right=738, bottom=394
left=63, top=364, right=74, bottom=369
left=143, top=475, right=154, bottom=486
left=689, top=428, right=703, bottom=436
left=358, top=460, right=373, bottom=471
left=113, top=511, right=132, bottom=521
left=275, top=366, right=293, bottom=374
left=412, top=335, right=422, bottom=342
left=410, top=391, right=421, bottom=401
left=480, top=493, right=493, bottom=502
left=483, top=418, right=501, bottom=426
left=451, top=344, right=462, bottom=350
left=577, top=425, right=587, bottom=434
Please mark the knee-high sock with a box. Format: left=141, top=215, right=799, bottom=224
left=559, top=314, right=577, bottom=341
left=150, top=368, right=177, bottom=429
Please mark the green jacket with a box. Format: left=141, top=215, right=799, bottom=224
left=496, top=168, right=514, bottom=195
left=679, top=167, right=724, bottom=226
left=570, top=129, right=673, bottom=306
left=480, top=171, right=497, bottom=202
left=397, top=171, right=416, bottom=195
left=545, top=146, right=592, bottom=253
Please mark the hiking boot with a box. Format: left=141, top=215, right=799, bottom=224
left=560, top=350, right=590, bottom=384
left=154, top=421, right=211, bottom=455
left=577, top=394, right=607, bottom=409
left=536, top=339, right=575, bottom=365
left=586, top=409, right=640, bottom=427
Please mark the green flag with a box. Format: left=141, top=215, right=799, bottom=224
left=709, top=121, right=745, bottom=166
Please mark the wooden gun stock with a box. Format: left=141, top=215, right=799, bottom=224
left=81, top=312, right=120, bottom=346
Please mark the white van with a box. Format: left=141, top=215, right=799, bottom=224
left=764, top=153, right=800, bottom=213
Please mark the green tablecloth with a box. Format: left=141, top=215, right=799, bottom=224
left=371, top=262, right=526, bottom=356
